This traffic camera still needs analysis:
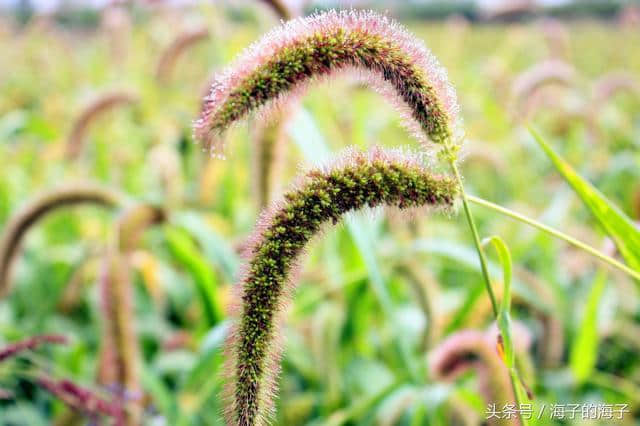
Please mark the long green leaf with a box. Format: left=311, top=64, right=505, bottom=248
left=531, top=128, right=640, bottom=273
left=570, top=269, right=607, bottom=385
left=165, top=226, right=224, bottom=327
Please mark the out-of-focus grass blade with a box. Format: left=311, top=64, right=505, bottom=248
left=570, top=269, right=606, bottom=385
left=179, top=321, right=229, bottom=422
left=411, top=238, right=550, bottom=333
left=288, top=108, right=419, bottom=381
left=481, top=235, right=534, bottom=426
left=531, top=128, right=640, bottom=273
left=173, top=212, right=239, bottom=281
left=140, top=363, right=179, bottom=423
left=164, top=226, right=224, bottom=327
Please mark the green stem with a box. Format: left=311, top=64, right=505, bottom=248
left=468, top=195, right=640, bottom=281
left=446, top=147, right=521, bottom=425
left=448, top=158, right=499, bottom=317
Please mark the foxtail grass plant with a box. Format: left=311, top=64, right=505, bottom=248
left=155, top=27, right=210, bottom=84
left=224, top=146, right=458, bottom=425
left=194, top=10, right=640, bottom=424
left=0, top=184, right=122, bottom=297
left=66, top=91, right=138, bottom=159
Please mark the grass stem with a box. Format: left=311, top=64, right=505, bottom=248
left=468, top=195, right=640, bottom=281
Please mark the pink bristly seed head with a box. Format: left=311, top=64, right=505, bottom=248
left=195, top=10, right=462, bottom=157
left=225, top=146, right=458, bottom=426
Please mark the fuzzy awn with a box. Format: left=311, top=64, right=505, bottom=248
left=225, top=147, right=458, bottom=426
left=195, top=10, right=462, bottom=157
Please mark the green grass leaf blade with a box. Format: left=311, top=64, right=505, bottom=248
left=482, top=235, right=514, bottom=367
left=570, top=269, right=607, bottom=385
left=164, top=226, right=224, bottom=327
left=530, top=128, right=640, bottom=273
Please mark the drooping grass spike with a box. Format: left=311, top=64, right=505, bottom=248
left=155, top=27, right=210, bottom=84
left=195, top=10, right=462, bottom=158
left=429, top=325, right=533, bottom=426
left=66, top=91, right=138, bottom=159
left=224, top=147, right=458, bottom=426
left=0, top=183, right=123, bottom=297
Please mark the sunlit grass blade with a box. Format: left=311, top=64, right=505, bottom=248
left=570, top=269, right=606, bottom=385
left=164, top=226, right=224, bottom=328
left=173, top=212, right=239, bottom=281
left=530, top=127, right=640, bottom=273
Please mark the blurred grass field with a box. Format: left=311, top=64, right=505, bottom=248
left=0, top=2, right=639, bottom=425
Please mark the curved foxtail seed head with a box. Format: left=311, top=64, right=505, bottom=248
left=224, top=146, right=458, bottom=426
left=429, top=326, right=532, bottom=426
left=511, top=59, right=575, bottom=107
left=66, top=91, right=138, bottom=159
left=0, top=334, right=67, bottom=363
left=592, top=71, right=640, bottom=106
left=195, top=10, right=462, bottom=158
left=155, top=27, right=210, bottom=84
left=0, top=184, right=122, bottom=298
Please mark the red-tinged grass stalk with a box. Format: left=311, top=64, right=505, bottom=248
left=155, top=27, right=210, bottom=84
left=429, top=325, right=532, bottom=426
left=97, top=204, right=165, bottom=425
left=224, top=147, right=459, bottom=426
left=66, top=91, right=138, bottom=159
left=195, top=10, right=462, bottom=159
left=38, top=375, right=124, bottom=424
left=0, top=184, right=122, bottom=297
left=96, top=251, right=140, bottom=426
left=0, top=335, right=67, bottom=363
